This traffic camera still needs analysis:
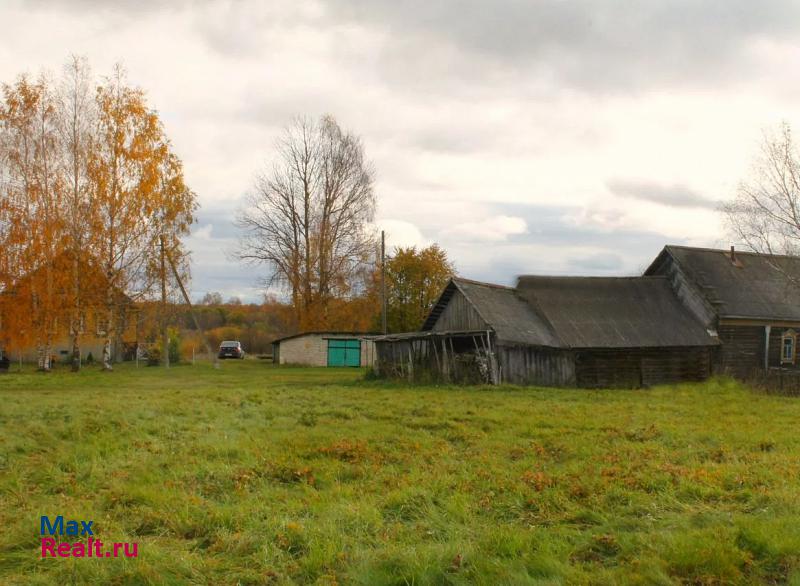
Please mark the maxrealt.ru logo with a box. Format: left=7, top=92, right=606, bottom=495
left=40, top=516, right=138, bottom=558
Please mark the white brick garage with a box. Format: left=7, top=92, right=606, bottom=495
left=271, top=332, right=376, bottom=367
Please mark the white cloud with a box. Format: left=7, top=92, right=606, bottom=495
left=2, top=0, right=797, bottom=296
left=373, top=219, right=429, bottom=249
left=441, top=215, right=527, bottom=242
left=192, top=224, right=214, bottom=240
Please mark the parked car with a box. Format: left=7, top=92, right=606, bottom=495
left=218, top=340, right=245, bottom=360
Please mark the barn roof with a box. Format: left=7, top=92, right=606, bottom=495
left=514, top=275, right=717, bottom=348
left=646, top=245, right=800, bottom=321
left=421, top=276, right=715, bottom=349
left=433, top=278, right=563, bottom=347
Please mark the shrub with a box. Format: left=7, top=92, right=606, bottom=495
left=147, top=328, right=182, bottom=365
left=168, top=327, right=181, bottom=364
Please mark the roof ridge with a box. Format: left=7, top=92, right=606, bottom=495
left=452, top=276, right=515, bottom=290
left=518, top=275, right=667, bottom=281
left=666, top=244, right=800, bottom=260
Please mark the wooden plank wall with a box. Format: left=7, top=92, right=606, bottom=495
left=497, top=345, right=575, bottom=387
left=378, top=340, right=712, bottom=388
left=431, top=289, right=488, bottom=332
left=375, top=337, right=491, bottom=384
left=575, top=347, right=712, bottom=388
left=716, top=325, right=763, bottom=378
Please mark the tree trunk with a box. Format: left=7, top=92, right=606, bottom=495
left=71, top=333, right=81, bottom=372
left=37, top=341, right=51, bottom=371
left=102, top=338, right=112, bottom=371
left=160, top=235, right=169, bottom=368
left=71, top=251, right=81, bottom=371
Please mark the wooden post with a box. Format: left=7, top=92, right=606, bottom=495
left=449, top=337, right=456, bottom=381
left=764, top=325, right=771, bottom=371
left=432, top=335, right=441, bottom=378
left=485, top=330, right=497, bottom=385
left=381, top=230, right=387, bottom=335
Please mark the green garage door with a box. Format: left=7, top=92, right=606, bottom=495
left=327, top=339, right=361, bottom=367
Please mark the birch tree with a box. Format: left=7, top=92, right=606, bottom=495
left=725, top=123, right=800, bottom=258
left=146, top=149, right=197, bottom=367
left=236, top=115, right=376, bottom=329
left=0, top=75, right=66, bottom=370
left=90, top=65, right=164, bottom=369
left=57, top=55, right=96, bottom=371
left=0, top=59, right=197, bottom=371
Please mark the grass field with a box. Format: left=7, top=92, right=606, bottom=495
left=2, top=362, right=800, bottom=584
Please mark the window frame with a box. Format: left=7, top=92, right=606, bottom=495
left=781, top=329, right=796, bottom=365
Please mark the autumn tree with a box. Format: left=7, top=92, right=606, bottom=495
left=384, top=244, right=455, bottom=332
left=90, top=65, right=196, bottom=369
left=0, top=75, right=67, bottom=370
left=57, top=56, right=96, bottom=371
left=725, top=123, right=800, bottom=260
left=0, top=58, right=196, bottom=371
left=236, top=115, right=376, bottom=330
left=149, top=150, right=196, bottom=368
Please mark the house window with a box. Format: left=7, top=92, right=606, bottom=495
left=96, top=314, right=110, bottom=337
left=782, top=330, right=796, bottom=364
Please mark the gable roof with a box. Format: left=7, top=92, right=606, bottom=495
left=422, top=277, right=562, bottom=347
left=422, top=275, right=716, bottom=349
left=1, top=251, right=131, bottom=306
left=515, top=276, right=717, bottom=348
left=646, top=245, right=800, bottom=321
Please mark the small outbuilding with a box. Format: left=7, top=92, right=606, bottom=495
left=374, top=276, right=718, bottom=388
left=271, top=332, right=376, bottom=367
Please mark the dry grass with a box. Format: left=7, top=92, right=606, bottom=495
left=1, top=362, right=800, bottom=584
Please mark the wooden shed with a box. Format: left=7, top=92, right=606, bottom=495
left=374, top=276, right=718, bottom=388
left=646, top=245, right=800, bottom=378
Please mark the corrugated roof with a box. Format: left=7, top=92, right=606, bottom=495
left=451, top=278, right=562, bottom=347
left=515, top=276, right=717, bottom=348
left=651, top=245, right=800, bottom=321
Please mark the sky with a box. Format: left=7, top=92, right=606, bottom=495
left=2, top=0, right=799, bottom=302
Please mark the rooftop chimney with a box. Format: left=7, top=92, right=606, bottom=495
left=730, top=245, right=736, bottom=262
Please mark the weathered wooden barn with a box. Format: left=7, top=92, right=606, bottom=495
left=271, top=332, right=377, bottom=367
left=646, top=245, right=800, bottom=378
left=374, top=276, right=718, bottom=387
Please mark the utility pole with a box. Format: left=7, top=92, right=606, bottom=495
left=163, top=242, right=220, bottom=369
left=381, top=230, right=387, bottom=334
left=160, top=235, right=170, bottom=369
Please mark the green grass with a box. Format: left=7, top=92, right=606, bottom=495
left=2, top=362, right=800, bottom=584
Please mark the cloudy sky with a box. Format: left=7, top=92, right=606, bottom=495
left=3, top=0, right=798, bottom=301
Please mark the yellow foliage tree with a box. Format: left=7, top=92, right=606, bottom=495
left=0, top=59, right=196, bottom=371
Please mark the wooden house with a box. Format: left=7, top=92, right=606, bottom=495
left=0, top=254, right=139, bottom=365
left=646, top=245, right=800, bottom=378
left=374, top=276, right=717, bottom=387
